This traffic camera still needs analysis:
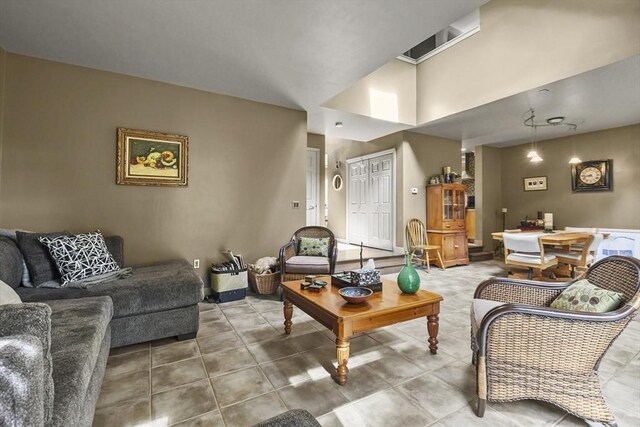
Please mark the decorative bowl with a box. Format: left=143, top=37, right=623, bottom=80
left=338, top=287, right=373, bottom=304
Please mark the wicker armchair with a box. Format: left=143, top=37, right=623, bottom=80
left=470, top=255, right=640, bottom=426
left=279, top=226, right=338, bottom=283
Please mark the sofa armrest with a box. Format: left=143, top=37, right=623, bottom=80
left=252, top=409, right=320, bottom=427
left=104, top=235, right=124, bottom=267
left=0, top=335, right=46, bottom=427
left=0, top=303, right=54, bottom=424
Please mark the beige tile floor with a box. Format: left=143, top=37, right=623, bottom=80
left=93, top=261, right=640, bottom=427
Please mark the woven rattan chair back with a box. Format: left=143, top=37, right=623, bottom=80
left=292, top=226, right=336, bottom=255
left=585, top=255, right=640, bottom=304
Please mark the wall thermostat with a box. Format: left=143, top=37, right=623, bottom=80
left=411, top=188, right=418, bottom=195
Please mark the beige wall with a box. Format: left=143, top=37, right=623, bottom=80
left=475, top=145, right=502, bottom=249
left=307, top=133, right=326, bottom=226
left=325, top=131, right=460, bottom=249
left=417, top=0, right=640, bottom=124
left=323, top=60, right=417, bottom=126
left=402, top=132, right=461, bottom=244
left=326, top=133, right=404, bottom=244
left=501, top=125, right=640, bottom=230
left=0, top=46, right=5, bottom=209
left=0, top=54, right=307, bottom=275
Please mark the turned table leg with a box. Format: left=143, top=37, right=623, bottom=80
left=334, top=337, right=350, bottom=385
left=283, top=300, right=293, bottom=335
left=427, top=314, right=439, bottom=354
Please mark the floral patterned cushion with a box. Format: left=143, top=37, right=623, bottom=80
left=550, top=279, right=624, bottom=313
left=298, top=237, right=330, bottom=257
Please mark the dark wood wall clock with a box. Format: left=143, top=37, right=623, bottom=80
left=571, top=159, right=612, bottom=192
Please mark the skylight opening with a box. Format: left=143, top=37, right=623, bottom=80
left=399, top=9, right=480, bottom=64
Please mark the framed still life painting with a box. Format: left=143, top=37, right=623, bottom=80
left=116, top=128, right=188, bottom=186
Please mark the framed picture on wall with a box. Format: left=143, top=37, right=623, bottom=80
left=116, top=128, right=188, bottom=186
left=571, top=159, right=612, bottom=192
left=523, top=176, right=547, bottom=191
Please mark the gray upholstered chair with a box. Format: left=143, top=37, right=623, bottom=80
left=279, top=226, right=337, bottom=283
left=470, top=255, right=640, bottom=426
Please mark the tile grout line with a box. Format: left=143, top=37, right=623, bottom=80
left=194, top=335, right=226, bottom=427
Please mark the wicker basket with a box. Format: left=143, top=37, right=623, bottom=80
left=248, top=270, right=281, bottom=295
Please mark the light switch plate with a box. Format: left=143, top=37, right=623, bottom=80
left=411, top=188, right=418, bottom=194
left=193, top=259, right=200, bottom=269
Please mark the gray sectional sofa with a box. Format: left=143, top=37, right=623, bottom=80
left=0, top=234, right=204, bottom=426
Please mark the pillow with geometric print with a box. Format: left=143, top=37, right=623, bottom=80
left=298, top=237, right=330, bottom=257
left=550, top=279, right=624, bottom=313
left=38, top=231, right=120, bottom=286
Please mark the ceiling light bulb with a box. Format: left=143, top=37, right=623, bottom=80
left=547, top=117, right=565, bottom=125
left=335, top=122, right=343, bottom=128
left=526, top=150, right=538, bottom=158
left=531, top=155, right=543, bottom=163
left=568, top=157, right=582, bottom=164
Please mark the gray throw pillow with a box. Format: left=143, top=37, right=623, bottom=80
left=16, top=231, right=69, bottom=287
left=0, top=237, right=25, bottom=289
left=0, top=229, right=33, bottom=286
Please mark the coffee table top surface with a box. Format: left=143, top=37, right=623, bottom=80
left=281, top=276, right=443, bottom=321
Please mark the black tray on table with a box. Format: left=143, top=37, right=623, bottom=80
left=331, top=274, right=383, bottom=293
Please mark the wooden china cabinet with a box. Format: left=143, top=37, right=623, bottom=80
left=426, top=184, right=469, bottom=267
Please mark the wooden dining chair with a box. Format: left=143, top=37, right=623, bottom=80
left=406, top=218, right=444, bottom=271
left=548, top=233, right=603, bottom=278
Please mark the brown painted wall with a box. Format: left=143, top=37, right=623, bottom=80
left=475, top=145, right=502, bottom=249
left=0, top=54, right=307, bottom=274
left=501, top=125, right=640, bottom=230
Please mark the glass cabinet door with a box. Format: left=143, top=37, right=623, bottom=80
left=443, top=189, right=453, bottom=220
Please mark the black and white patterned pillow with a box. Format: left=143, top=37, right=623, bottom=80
left=38, top=232, right=120, bottom=285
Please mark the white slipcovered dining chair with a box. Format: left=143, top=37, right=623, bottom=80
left=503, top=233, right=558, bottom=279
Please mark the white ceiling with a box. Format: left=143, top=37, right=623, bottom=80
left=413, top=55, right=640, bottom=149
left=0, top=0, right=486, bottom=140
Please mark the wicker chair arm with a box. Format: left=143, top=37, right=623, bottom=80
left=279, top=241, right=296, bottom=274
left=477, top=303, right=636, bottom=357
left=474, top=277, right=572, bottom=306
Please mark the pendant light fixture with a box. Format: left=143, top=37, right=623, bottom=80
left=568, top=127, right=581, bottom=164
left=523, top=109, right=579, bottom=163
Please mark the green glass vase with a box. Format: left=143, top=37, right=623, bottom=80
left=397, top=253, right=420, bottom=294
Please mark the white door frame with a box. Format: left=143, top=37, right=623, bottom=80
left=306, top=148, right=320, bottom=226
left=346, top=148, right=396, bottom=250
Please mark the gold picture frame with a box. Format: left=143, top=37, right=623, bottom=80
left=116, top=128, right=188, bottom=187
left=523, top=176, right=547, bottom=191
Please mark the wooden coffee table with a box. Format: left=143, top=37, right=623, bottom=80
left=281, top=277, right=443, bottom=385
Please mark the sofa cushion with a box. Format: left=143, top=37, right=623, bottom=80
left=39, top=232, right=120, bottom=285
left=17, top=260, right=204, bottom=318
left=46, top=297, right=112, bottom=427
left=285, top=256, right=330, bottom=274
left=470, top=298, right=505, bottom=337
left=16, top=231, right=69, bottom=287
left=0, top=237, right=24, bottom=288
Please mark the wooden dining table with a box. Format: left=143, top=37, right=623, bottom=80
left=491, top=231, right=607, bottom=280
